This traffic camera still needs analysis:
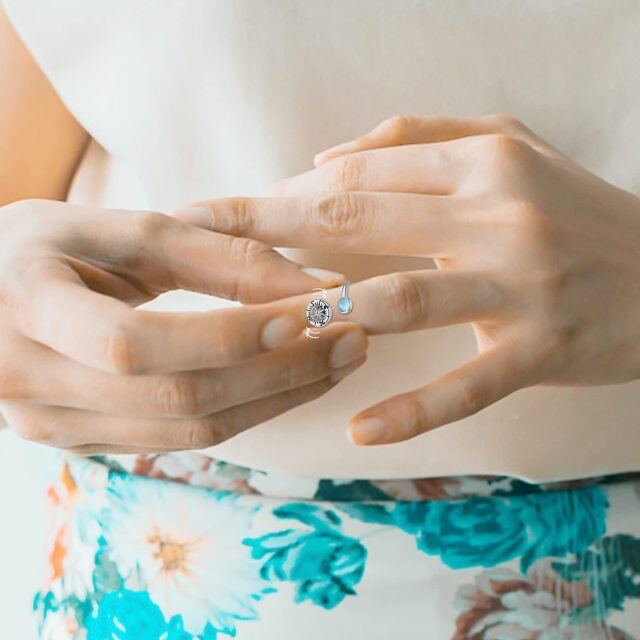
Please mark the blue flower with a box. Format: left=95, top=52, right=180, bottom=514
left=519, top=487, right=609, bottom=571
left=393, top=497, right=529, bottom=568
left=244, top=503, right=367, bottom=609
left=86, top=589, right=168, bottom=640
left=389, top=486, right=609, bottom=571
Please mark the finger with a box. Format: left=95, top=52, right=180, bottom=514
left=7, top=259, right=321, bottom=374
left=313, top=113, right=547, bottom=165
left=5, top=360, right=364, bottom=451
left=65, top=444, right=183, bottom=455
left=347, top=343, right=536, bottom=445
left=47, top=201, right=345, bottom=301
left=271, top=270, right=508, bottom=336
left=181, top=192, right=467, bottom=256
left=28, top=323, right=368, bottom=418
left=270, top=142, right=467, bottom=197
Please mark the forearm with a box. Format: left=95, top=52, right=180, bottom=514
left=0, top=5, right=88, bottom=431
left=0, top=3, right=88, bottom=205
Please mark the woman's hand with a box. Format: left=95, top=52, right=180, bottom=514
left=177, top=114, right=640, bottom=446
left=0, top=199, right=366, bottom=453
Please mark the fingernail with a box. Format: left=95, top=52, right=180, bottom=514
left=330, top=355, right=366, bottom=383
left=314, top=141, right=359, bottom=166
left=260, top=315, right=300, bottom=349
left=330, top=330, right=368, bottom=368
left=172, top=207, right=211, bottom=229
left=301, top=267, right=345, bottom=286
left=348, top=417, right=388, bottom=445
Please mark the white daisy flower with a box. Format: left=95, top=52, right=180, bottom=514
left=102, top=476, right=271, bottom=636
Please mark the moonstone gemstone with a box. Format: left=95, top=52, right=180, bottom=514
left=337, top=297, right=352, bottom=314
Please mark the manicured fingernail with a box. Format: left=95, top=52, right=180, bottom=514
left=348, top=417, right=387, bottom=445
left=172, top=207, right=211, bottom=229
left=330, top=355, right=366, bottom=383
left=261, top=315, right=300, bottom=349
left=301, top=267, right=345, bottom=286
left=330, top=330, right=368, bottom=368
left=314, top=140, right=358, bottom=165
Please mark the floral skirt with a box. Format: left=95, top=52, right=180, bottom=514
left=35, top=452, right=640, bottom=639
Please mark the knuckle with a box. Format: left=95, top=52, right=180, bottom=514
left=552, top=322, right=581, bottom=350
left=229, top=236, right=273, bottom=265
left=99, top=318, right=143, bottom=374
left=538, top=268, right=572, bottom=300
left=224, top=237, right=276, bottom=301
left=182, top=419, right=220, bottom=449
left=152, top=375, right=202, bottom=417
left=455, top=377, right=487, bottom=417
left=402, top=394, right=431, bottom=437
left=379, top=114, right=414, bottom=142
left=310, top=192, right=369, bottom=242
left=535, top=322, right=579, bottom=369
left=485, top=112, right=524, bottom=131
left=129, top=209, right=168, bottom=239
left=11, top=412, right=53, bottom=444
left=329, top=154, right=366, bottom=191
left=383, top=273, right=429, bottom=329
left=0, top=366, right=27, bottom=400
left=511, top=201, right=555, bottom=246
left=276, top=349, right=309, bottom=390
left=209, top=316, right=247, bottom=362
left=482, top=133, right=529, bottom=165
left=217, top=198, right=256, bottom=237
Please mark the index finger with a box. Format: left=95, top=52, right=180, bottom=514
left=9, top=258, right=312, bottom=374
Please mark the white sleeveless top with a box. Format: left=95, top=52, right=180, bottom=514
left=5, top=0, right=640, bottom=481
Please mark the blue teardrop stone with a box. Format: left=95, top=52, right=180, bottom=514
left=337, top=297, right=352, bottom=314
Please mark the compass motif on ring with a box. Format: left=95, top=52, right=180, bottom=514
left=305, top=282, right=353, bottom=331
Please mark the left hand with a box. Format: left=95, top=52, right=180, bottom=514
left=174, top=114, right=640, bottom=446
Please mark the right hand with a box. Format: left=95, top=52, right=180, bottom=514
left=0, top=199, right=367, bottom=454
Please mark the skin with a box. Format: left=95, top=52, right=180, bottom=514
left=176, top=114, right=640, bottom=447
left=4, top=3, right=640, bottom=453
left=0, top=7, right=368, bottom=454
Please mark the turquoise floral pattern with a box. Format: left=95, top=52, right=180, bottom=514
left=340, top=486, right=609, bottom=571
left=34, top=455, right=640, bottom=639
left=244, top=503, right=367, bottom=609
left=85, top=589, right=167, bottom=640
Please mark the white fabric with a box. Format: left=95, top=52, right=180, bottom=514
left=4, top=0, right=640, bottom=481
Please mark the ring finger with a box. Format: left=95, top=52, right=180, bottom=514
left=280, top=269, right=509, bottom=335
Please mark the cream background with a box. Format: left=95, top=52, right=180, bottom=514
left=2, top=1, right=640, bottom=634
